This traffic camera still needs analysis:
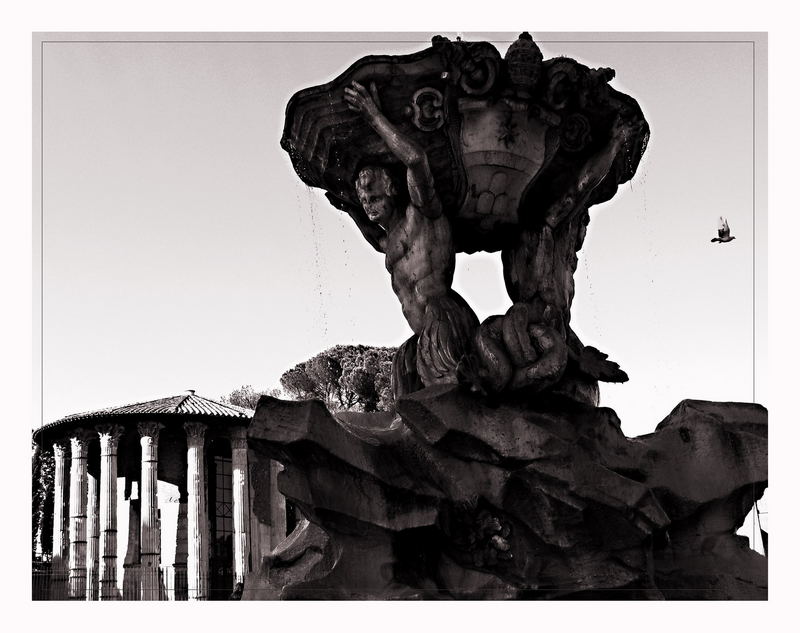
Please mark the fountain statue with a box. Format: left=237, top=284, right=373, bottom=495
left=244, top=33, right=767, bottom=600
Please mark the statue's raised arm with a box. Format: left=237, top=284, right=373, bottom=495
left=342, top=80, right=478, bottom=394
left=344, top=81, right=441, bottom=219
left=544, top=113, right=645, bottom=229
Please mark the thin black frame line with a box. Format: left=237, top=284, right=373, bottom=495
left=40, top=39, right=44, bottom=433
left=38, top=39, right=759, bottom=44
left=752, top=41, right=757, bottom=405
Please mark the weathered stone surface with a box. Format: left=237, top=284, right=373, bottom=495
left=243, top=519, right=336, bottom=600
left=246, top=388, right=766, bottom=599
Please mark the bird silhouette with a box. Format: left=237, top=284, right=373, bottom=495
left=711, top=217, right=736, bottom=243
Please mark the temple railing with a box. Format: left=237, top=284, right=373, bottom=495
left=32, top=563, right=238, bottom=600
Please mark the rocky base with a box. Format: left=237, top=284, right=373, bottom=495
left=244, top=386, right=766, bottom=600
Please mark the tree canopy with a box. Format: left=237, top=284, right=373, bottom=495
left=32, top=442, right=54, bottom=560
left=221, top=385, right=281, bottom=410
left=279, top=344, right=396, bottom=412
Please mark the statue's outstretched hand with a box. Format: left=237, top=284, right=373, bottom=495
left=344, top=81, right=382, bottom=122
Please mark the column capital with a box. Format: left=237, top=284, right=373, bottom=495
left=53, top=439, right=70, bottom=458
left=229, top=426, right=248, bottom=451
left=96, top=424, right=125, bottom=454
left=137, top=421, right=162, bottom=444
left=96, top=423, right=124, bottom=438
left=70, top=429, right=94, bottom=456
left=184, top=422, right=206, bottom=448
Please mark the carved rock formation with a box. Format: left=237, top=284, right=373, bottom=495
left=245, top=389, right=766, bottom=599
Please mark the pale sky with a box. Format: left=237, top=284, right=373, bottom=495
left=35, top=32, right=766, bottom=440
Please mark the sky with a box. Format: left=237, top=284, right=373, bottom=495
left=35, top=32, right=766, bottom=441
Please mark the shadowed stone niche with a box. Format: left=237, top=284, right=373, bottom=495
left=244, top=33, right=766, bottom=600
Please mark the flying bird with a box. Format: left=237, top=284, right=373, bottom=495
left=711, top=217, right=736, bottom=243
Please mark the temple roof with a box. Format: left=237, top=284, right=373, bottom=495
left=33, top=390, right=252, bottom=441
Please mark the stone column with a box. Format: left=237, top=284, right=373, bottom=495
left=85, top=471, right=99, bottom=600
left=230, top=427, right=250, bottom=586
left=137, top=422, right=162, bottom=601
left=184, top=422, right=208, bottom=600
left=97, top=424, right=123, bottom=600
left=50, top=440, right=69, bottom=598
left=68, top=430, right=92, bottom=599
left=174, top=495, right=189, bottom=600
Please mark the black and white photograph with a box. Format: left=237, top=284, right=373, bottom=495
left=6, top=1, right=795, bottom=625
left=29, top=29, right=769, bottom=602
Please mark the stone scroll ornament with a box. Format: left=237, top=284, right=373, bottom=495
left=281, top=32, right=649, bottom=404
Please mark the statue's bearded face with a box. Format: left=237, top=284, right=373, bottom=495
left=356, top=167, right=396, bottom=226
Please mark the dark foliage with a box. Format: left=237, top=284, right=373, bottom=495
left=280, top=344, right=396, bottom=412
left=32, top=442, right=54, bottom=561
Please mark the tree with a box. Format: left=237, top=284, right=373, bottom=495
left=221, top=346, right=395, bottom=539
left=280, top=344, right=396, bottom=412
left=32, top=441, right=54, bottom=561
left=221, top=385, right=282, bottom=410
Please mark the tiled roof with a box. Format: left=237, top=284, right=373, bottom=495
left=37, top=391, right=253, bottom=437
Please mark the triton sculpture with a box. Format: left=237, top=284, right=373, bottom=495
left=245, top=33, right=767, bottom=600
left=281, top=32, right=645, bottom=402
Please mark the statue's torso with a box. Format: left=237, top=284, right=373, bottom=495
left=383, top=205, right=455, bottom=333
